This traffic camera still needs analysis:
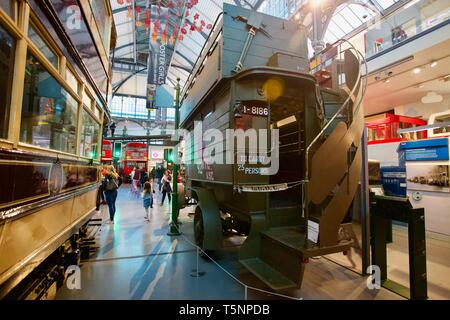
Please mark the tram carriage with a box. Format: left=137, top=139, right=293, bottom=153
left=181, top=4, right=366, bottom=290
left=0, top=1, right=115, bottom=299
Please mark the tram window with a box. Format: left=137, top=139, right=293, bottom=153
left=65, top=66, right=79, bottom=94
left=0, top=24, right=15, bottom=139
left=90, top=0, right=110, bottom=50
left=93, top=105, right=100, bottom=119
left=80, top=109, right=100, bottom=159
left=0, top=1, right=14, bottom=19
left=20, top=53, right=77, bottom=154
left=83, top=89, right=93, bottom=109
left=28, top=24, right=58, bottom=69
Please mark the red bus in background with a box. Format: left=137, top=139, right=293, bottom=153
left=120, top=142, right=148, bottom=180
left=101, top=140, right=113, bottom=165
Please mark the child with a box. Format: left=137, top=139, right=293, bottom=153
left=142, top=181, right=154, bottom=221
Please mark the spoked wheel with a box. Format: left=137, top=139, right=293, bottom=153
left=193, top=206, right=209, bottom=259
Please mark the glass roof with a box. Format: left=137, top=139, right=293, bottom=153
left=110, top=0, right=404, bottom=92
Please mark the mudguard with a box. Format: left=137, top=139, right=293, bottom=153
left=190, top=187, right=223, bottom=250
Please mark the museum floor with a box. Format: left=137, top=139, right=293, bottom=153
left=56, top=184, right=403, bottom=300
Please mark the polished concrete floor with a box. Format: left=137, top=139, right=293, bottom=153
left=56, top=184, right=402, bottom=300
left=386, top=225, right=450, bottom=300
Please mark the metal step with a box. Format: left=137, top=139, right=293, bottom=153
left=240, top=258, right=297, bottom=290
left=261, top=225, right=353, bottom=258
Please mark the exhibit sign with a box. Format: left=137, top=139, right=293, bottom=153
left=380, top=166, right=406, bottom=197
left=406, top=164, right=450, bottom=193
left=399, top=138, right=449, bottom=161
left=150, top=150, right=164, bottom=159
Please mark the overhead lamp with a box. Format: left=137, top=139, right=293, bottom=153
left=404, top=0, right=421, bottom=9
left=311, top=0, right=321, bottom=8
left=430, top=61, right=438, bottom=68
left=413, top=68, right=421, bottom=74
left=421, top=92, right=443, bottom=104
left=294, top=13, right=301, bottom=21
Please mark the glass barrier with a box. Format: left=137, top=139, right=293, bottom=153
left=365, top=0, right=450, bottom=58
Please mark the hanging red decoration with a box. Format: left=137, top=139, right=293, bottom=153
left=200, top=20, right=206, bottom=27
left=180, top=28, right=187, bottom=34
left=206, top=24, right=212, bottom=30
left=144, top=8, right=151, bottom=31
left=135, top=6, right=142, bottom=27
left=178, top=34, right=184, bottom=41
left=117, top=0, right=124, bottom=5
left=127, top=6, right=132, bottom=18
left=194, top=13, right=199, bottom=20
left=185, top=10, right=190, bottom=17
left=197, top=25, right=203, bottom=33
left=168, top=0, right=175, bottom=9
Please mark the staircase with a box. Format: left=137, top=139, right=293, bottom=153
left=239, top=39, right=367, bottom=291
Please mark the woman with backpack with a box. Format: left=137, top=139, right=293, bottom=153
left=103, top=165, right=122, bottom=224
left=160, top=170, right=172, bottom=206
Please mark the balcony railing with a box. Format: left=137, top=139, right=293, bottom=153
left=365, top=0, right=450, bottom=59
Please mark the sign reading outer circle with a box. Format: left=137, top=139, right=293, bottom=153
left=412, top=191, right=422, bottom=201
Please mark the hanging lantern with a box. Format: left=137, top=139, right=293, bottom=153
left=194, top=13, right=199, bottom=20
left=117, top=0, right=124, bottom=5
left=200, top=20, right=206, bottom=27
left=206, top=24, right=212, bottom=30
left=185, top=10, right=190, bottom=17
left=181, top=28, right=187, bottom=35
left=127, top=6, right=132, bottom=18
left=178, top=34, right=184, bottom=41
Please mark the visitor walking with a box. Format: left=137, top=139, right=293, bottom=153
left=160, top=170, right=172, bottom=206
left=103, top=165, right=122, bottom=224
left=142, top=181, right=154, bottom=222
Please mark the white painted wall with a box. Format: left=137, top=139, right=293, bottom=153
left=394, top=94, right=450, bottom=121
left=368, top=141, right=401, bottom=166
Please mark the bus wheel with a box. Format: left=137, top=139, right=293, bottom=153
left=193, top=206, right=209, bottom=258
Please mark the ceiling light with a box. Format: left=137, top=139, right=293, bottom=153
left=384, top=79, right=390, bottom=83
left=413, top=68, right=421, bottom=74
left=294, top=13, right=301, bottom=21
left=311, top=0, right=321, bottom=8
left=421, top=92, right=443, bottom=104
left=404, top=0, right=421, bottom=9
left=430, top=61, right=438, bottom=68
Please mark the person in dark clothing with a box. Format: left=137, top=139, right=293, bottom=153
left=139, top=167, right=148, bottom=187
left=109, top=122, right=116, bottom=137
left=150, top=167, right=156, bottom=180
left=160, top=170, right=172, bottom=205
left=103, top=165, right=122, bottom=223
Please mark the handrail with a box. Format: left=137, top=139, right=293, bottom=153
left=302, top=38, right=368, bottom=244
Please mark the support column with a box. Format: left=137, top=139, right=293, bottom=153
left=167, top=78, right=181, bottom=236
